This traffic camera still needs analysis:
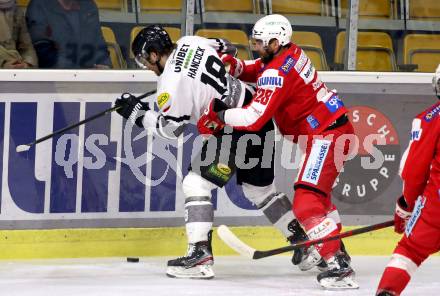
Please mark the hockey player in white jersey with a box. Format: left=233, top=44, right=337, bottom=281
left=113, top=25, right=317, bottom=279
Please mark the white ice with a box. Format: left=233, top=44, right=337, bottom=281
left=0, top=256, right=438, bottom=296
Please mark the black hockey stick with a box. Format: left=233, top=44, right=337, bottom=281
left=16, top=89, right=156, bottom=153
left=217, top=219, right=394, bottom=259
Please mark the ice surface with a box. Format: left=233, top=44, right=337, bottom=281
left=0, top=256, right=438, bottom=296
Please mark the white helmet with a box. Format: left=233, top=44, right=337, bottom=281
left=433, top=63, right=440, bottom=99
left=252, top=14, right=292, bottom=47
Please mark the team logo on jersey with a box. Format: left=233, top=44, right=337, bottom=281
left=325, top=94, right=344, bottom=113
left=184, top=49, right=194, bottom=69
left=217, top=163, right=232, bottom=175
left=257, top=69, right=284, bottom=89
left=410, top=119, right=422, bottom=141
left=294, top=51, right=308, bottom=73
left=411, top=130, right=422, bottom=141
left=332, top=106, right=400, bottom=204
left=405, top=195, right=426, bottom=237
left=312, top=79, right=323, bottom=91
left=157, top=92, right=170, bottom=109
left=257, top=76, right=283, bottom=87
left=174, top=44, right=190, bottom=73
left=306, top=114, right=320, bottom=129
left=299, top=59, right=315, bottom=85
left=279, top=55, right=296, bottom=74
left=208, top=163, right=232, bottom=183
left=302, top=139, right=331, bottom=185
left=424, top=104, right=440, bottom=122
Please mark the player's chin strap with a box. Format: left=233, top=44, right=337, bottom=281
left=155, top=51, right=171, bottom=75
left=156, top=57, right=164, bottom=74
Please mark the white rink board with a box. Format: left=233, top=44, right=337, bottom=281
left=0, top=256, right=438, bottom=296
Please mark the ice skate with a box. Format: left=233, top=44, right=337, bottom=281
left=166, top=231, right=214, bottom=279
left=317, top=252, right=359, bottom=290
left=297, top=246, right=322, bottom=271
left=316, top=259, right=328, bottom=272
left=316, top=241, right=351, bottom=272
left=287, top=219, right=322, bottom=271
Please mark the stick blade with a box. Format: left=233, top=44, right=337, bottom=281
left=217, top=225, right=256, bottom=259
left=16, top=145, right=31, bottom=153
left=252, top=250, right=276, bottom=259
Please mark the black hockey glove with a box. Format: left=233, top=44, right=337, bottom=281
left=114, top=93, right=150, bottom=128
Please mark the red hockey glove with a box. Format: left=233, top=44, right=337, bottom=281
left=394, top=196, right=413, bottom=234
left=220, top=54, right=244, bottom=78
left=197, top=99, right=228, bottom=137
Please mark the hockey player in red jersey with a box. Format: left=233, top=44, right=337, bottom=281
left=197, top=14, right=358, bottom=289
left=376, top=65, right=440, bottom=296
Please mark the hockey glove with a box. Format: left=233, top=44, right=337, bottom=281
left=114, top=93, right=150, bottom=128
left=197, top=98, right=228, bottom=137
left=220, top=54, right=244, bottom=78
left=394, top=195, right=413, bottom=234
left=208, top=38, right=238, bottom=57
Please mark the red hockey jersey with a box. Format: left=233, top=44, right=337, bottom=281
left=400, top=102, right=440, bottom=207
left=223, top=43, right=348, bottom=138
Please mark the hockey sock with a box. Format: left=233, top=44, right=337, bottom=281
left=185, top=196, right=213, bottom=243
left=377, top=266, right=410, bottom=296
left=242, top=183, right=295, bottom=238
left=377, top=253, right=418, bottom=295
left=259, top=192, right=295, bottom=238
left=326, top=204, right=342, bottom=231
left=182, top=172, right=217, bottom=244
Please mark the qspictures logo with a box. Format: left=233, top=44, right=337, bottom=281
left=332, top=106, right=401, bottom=204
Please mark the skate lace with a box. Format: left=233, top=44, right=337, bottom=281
left=176, top=244, right=196, bottom=260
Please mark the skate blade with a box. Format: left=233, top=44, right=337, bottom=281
left=319, top=276, right=359, bottom=290
left=166, top=265, right=214, bottom=280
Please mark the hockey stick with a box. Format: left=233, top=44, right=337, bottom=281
left=16, top=89, right=156, bottom=153
left=217, top=219, right=394, bottom=260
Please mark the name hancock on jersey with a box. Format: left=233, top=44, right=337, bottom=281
left=187, top=47, right=205, bottom=79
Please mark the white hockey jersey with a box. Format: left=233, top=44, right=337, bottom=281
left=143, top=36, right=250, bottom=139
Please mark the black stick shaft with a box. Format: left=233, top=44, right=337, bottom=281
left=23, top=90, right=156, bottom=148
left=253, top=220, right=394, bottom=259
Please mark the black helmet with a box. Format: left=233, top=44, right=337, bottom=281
left=132, top=25, right=173, bottom=58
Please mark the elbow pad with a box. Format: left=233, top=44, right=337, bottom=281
left=156, top=115, right=187, bottom=140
